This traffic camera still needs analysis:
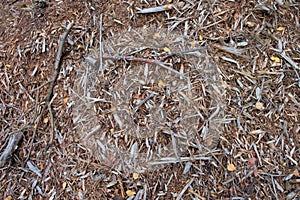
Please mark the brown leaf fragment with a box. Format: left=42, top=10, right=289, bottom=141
left=227, top=163, right=236, bottom=172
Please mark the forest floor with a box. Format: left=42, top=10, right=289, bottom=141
left=0, top=0, right=299, bottom=199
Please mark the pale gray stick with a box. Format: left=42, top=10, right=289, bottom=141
left=0, top=133, right=23, bottom=167
left=99, top=13, right=104, bottom=74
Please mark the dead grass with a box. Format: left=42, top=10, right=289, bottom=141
left=0, top=0, right=299, bottom=199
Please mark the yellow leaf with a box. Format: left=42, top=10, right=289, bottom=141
left=270, top=56, right=281, bottom=63
left=4, top=196, right=12, bottom=200
left=63, top=97, right=69, bottom=104
left=292, top=169, right=299, bottom=176
left=199, top=35, right=203, bottom=41
left=163, top=47, right=171, bottom=53
left=277, top=27, right=284, bottom=31
left=227, top=163, right=236, bottom=171
left=62, top=182, right=67, bottom=190
left=158, top=80, right=166, bottom=88
left=167, top=0, right=172, bottom=2
left=133, top=173, right=139, bottom=180
left=190, top=41, right=196, bottom=47
left=126, top=190, right=136, bottom=197
left=153, top=33, right=161, bottom=39
left=163, top=4, right=172, bottom=10
left=255, top=102, right=263, bottom=110
left=5, top=64, right=11, bottom=68
left=43, top=117, right=49, bottom=124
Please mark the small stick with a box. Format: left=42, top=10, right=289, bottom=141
left=134, top=92, right=155, bottom=112
left=137, top=4, right=173, bottom=14
left=176, top=178, right=194, bottom=200
left=99, top=13, right=104, bottom=74
left=25, top=21, right=74, bottom=163
left=85, top=55, right=184, bottom=76
left=212, top=44, right=251, bottom=60
left=0, top=132, right=23, bottom=167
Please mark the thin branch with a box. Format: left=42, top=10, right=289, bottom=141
left=99, top=13, right=104, bottom=74
left=25, top=21, right=74, bottom=163
left=85, top=55, right=183, bottom=76
left=176, top=178, right=194, bottom=200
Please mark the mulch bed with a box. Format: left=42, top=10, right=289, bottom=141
left=0, top=0, right=299, bottom=199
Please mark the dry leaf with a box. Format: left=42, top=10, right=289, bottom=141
left=63, top=97, right=69, bottom=104
left=153, top=33, right=161, bottom=39
left=255, top=102, right=263, bottom=110
left=126, top=190, right=136, bottom=197
left=158, top=80, right=166, bottom=88
left=133, top=173, right=139, bottom=180
left=163, top=47, right=171, bottom=53
left=62, top=182, right=67, bottom=190
left=43, top=117, right=49, bottom=124
left=190, top=41, right=196, bottom=47
left=167, top=0, right=172, bottom=2
left=292, top=169, right=299, bottom=176
left=277, top=27, right=284, bottom=31
left=199, top=35, right=203, bottom=41
left=4, top=196, right=12, bottom=200
left=271, top=56, right=281, bottom=63
left=227, top=163, right=236, bottom=171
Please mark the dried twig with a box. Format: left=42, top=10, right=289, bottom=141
left=136, top=4, right=173, bottom=14
left=176, top=178, right=194, bottom=200
left=25, top=21, right=74, bottom=163
left=85, top=55, right=183, bottom=76
left=212, top=44, right=251, bottom=60
left=99, top=13, right=103, bottom=74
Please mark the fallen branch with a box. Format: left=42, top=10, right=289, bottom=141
left=25, top=21, right=74, bottom=163
left=85, top=55, right=183, bottom=76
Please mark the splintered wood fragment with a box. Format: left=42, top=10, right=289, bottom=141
left=0, top=132, right=23, bottom=167
left=213, top=44, right=251, bottom=60
left=137, top=4, right=173, bottom=14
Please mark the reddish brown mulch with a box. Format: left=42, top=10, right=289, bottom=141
left=1, top=0, right=299, bottom=199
